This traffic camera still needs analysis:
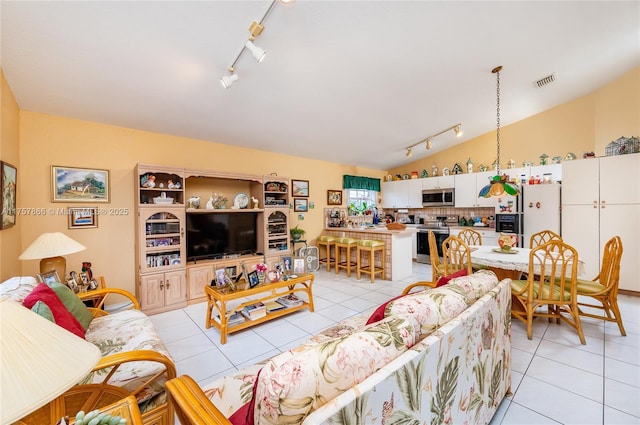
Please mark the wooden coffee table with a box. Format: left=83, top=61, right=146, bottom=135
left=204, top=273, right=315, bottom=344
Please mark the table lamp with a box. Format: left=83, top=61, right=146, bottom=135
left=0, top=296, right=101, bottom=424
left=19, top=232, right=86, bottom=280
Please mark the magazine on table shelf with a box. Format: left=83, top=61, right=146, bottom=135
left=276, top=293, right=303, bottom=308
left=264, top=300, right=286, bottom=312
left=241, top=302, right=267, bottom=320
left=214, top=311, right=245, bottom=326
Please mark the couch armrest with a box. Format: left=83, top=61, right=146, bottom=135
left=166, top=375, right=232, bottom=424
left=78, top=287, right=140, bottom=316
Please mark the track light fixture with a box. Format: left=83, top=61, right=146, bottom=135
left=406, top=147, right=413, bottom=157
left=219, top=0, right=292, bottom=89
left=403, top=123, right=463, bottom=159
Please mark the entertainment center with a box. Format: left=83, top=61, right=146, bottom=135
left=135, top=164, right=291, bottom=314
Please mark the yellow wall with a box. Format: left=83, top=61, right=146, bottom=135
left=390, top=67, right=639, bottom=177
left=1, top=70, right=22, bottom=280
left=16, top=112, right=384, bottom=293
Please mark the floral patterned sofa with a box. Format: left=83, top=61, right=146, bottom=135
left=0, top=276, right=176, bottom=425
left=169, top=270, right=511, bottom=425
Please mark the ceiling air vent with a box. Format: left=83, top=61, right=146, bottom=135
left=536, top=73, right=556, bottom=88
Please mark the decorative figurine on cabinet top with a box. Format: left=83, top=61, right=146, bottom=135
left=507, top=158, right=516, bottom=169
left=466, top=158, right=473, bottom=173
left=451, top=163, right=463, bottom=175
left=431, top=164, right=438, bottom=177
left=539, top=153, right=549, bottom=165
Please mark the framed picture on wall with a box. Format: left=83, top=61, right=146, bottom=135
left=1, top=161, right=17, bottom=230
left=52, top=166, right=110, bottom=203
left=68, top=207, right=98, bottom=229
left=293, top=198, right=308, bottom=212
left=327, top=190, right=342, bottom=206
left=291, top=179, right=309, bottom=197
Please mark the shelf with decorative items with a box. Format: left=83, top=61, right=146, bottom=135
left=137, top=164, right=185, bottom=207
left=185, top=170, right=264, bottom=212
left=265, top=209, right=290, bottom=255
left=139, top=209, right=186, bottom=274
left=263, top=176, right=289, bottom=207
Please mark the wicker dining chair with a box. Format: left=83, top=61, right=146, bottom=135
left=576, top=235, right=626, bottom=336
left=458, top=228, right=482, bottom=246
left=442, top=235, right=473, bottom=276
left=402, top=230, right=444, bottom=295
left=529, top=229, right=561, bottom=248
left=511, top=239, right=586, bottom=345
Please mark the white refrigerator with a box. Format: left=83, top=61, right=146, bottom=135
left=495, top=184, right=561, bottom=247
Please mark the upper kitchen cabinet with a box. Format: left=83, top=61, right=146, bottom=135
left=381, top=179, right=422, bottom=208
left=422, top=175, right=455, bottom=190
left=454, top=171, right=498, bottom=208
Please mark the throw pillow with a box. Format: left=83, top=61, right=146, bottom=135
left=366, top=293, right=406, bottom=325
left=45, top=280, right=94, bottom=330
left=436, top=268, right=468, bottom=287
left=31, top=300, right=55, bottom=322
left=22, top=283, right=86, bottom=339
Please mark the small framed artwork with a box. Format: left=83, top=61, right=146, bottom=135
left=293, top=258, right=305, bottom=275
left=247, top=270, right=260, bottom=288
left=293, top=198, right=308, bottom=212
left=215, top=269, right=228, bottom=286
left=281, top=256, right=293, bottom=272
left=291, top=179, right=309, bottom=197
left=36, top=270, right=61, bottom=285
left=52, top=165, right=110, bottom=203
left=68, top=207, right=98, bottom=229
left=66, top=277, right=79, bottom=293
left=327, top=190, right=342, bottom=206
left=1, top=161, right=17, bottom=230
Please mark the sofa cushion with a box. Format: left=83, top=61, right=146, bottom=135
left=253, top=316, right=416, bottom=425
left=31, top=300, right=55, bottom=322
left=22, top=283, right=86, bottom=339
left=366, top=293, right=407, bottom=325
left=0, top=276, right=38, bottom=303
left=81, top=309, right=173, bottom=404
left=46, top=280, right=94, bottom=330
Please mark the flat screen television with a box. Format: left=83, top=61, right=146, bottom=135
left=186, top=212, right=258, bottom=261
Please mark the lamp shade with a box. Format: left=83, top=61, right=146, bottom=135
left=18, top=232, right=86, bottom=260
left=0, top=297, right=101, bottom=424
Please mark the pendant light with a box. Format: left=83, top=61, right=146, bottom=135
left=478, top=66, right=520, bottom=198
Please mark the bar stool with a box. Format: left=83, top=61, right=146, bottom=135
left=335, top=237, right=359, bottom=277
left=317, top=235, right=338, bottom=272
left=357, top=239, right=386, bottom=283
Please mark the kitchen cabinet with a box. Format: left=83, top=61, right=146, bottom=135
left=422, top=175, right=455, bottom=190
left=139, top=270, right=187, bottom=313
left=562, top=153, right=640, bottom=292
left=381, top=179, right=422, bottom=208
left=454, top=171, right=499, bottom=208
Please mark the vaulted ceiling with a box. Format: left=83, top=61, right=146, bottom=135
left=2, top=1, right=639, bottom=170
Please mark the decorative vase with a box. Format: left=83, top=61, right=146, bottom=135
left=498, top=233, right=518, bottom=251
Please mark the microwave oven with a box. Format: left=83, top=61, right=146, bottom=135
left=422, top=188, right=455, bottom=207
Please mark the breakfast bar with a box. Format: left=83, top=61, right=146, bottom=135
left=321, top=226, right=417, bottom=281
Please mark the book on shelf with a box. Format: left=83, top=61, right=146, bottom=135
left=264, top=300, right=286, bottom=312
left=214, top=311, right=244, bottom=326
left=241, top=302, right=267, bottom=320
left=276, top=294, right=303, bottom=308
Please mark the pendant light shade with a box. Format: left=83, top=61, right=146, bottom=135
left=478, top=66, right=520, bottom=199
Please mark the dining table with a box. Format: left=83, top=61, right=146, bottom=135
left=469, top=245, right=585, bottom=281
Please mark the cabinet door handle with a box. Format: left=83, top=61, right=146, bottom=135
left=160, top=280, right=164, bottom=290
left=166, top=281, right=171, bottom=289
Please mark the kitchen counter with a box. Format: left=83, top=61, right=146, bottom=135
left=322, top=227, right=416, bottom=281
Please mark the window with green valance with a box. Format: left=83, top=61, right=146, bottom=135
left=342, top=175, right=381, bottom=192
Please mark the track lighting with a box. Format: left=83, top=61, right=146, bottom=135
left=245, top=40, right=266, bottom=63
left=220, top=71, right=239, bottom=89
left=403, top=123, right=463, bottom=159
left=220, top=0, right=292, bottom=89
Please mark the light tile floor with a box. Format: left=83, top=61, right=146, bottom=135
left=150, top=264, right=640, bottom=424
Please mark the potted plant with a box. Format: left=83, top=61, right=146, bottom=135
left=290, top=225, right=306, bottom=241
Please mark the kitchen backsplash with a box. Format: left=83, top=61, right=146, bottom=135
left=382, top=207, right=495, bottom=224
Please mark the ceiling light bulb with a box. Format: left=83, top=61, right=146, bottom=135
left=245, top=40, right=266, bottom=63
left=426, top=140, right=432, bottom=150
left=220, top=73, right=239, bottom=89
left=454, top=126, right=463, bottom=137
left=406, top=148, right=412, bottom=158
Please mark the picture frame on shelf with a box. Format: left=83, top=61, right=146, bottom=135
left=281, top=256, right=292, bottom=272
left=36, top=270, right=61, bottom=285
left=247, top=270, right=260, bottom=288
left=52, top=165, right=110, bottom=203
left=293, top=198, right=308, bottom=212
left=68, top=207, right=98, bottom=229
left=293, top=258, right=305, bottom=275
left=1, top=161, right=17, bottom=230
left=291, top=179, right=309, bottom=197
left=327, top=190, right=342, bottom=206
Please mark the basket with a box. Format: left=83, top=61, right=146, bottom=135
left=386, top=222, right=407, bottom=230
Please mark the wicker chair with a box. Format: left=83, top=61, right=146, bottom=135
left=402, top=230, right=443, bottom=294
left=458, top=228, right=482, bottom=246
left=16, top=286, right=176, bottom=425
left=576, top=235, right=626, bottom=336
left=166, top=375, right=231, bottom=425
left=442, top=235, right=473, bottom=276
left=529, top=229, right=561, bottom=248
